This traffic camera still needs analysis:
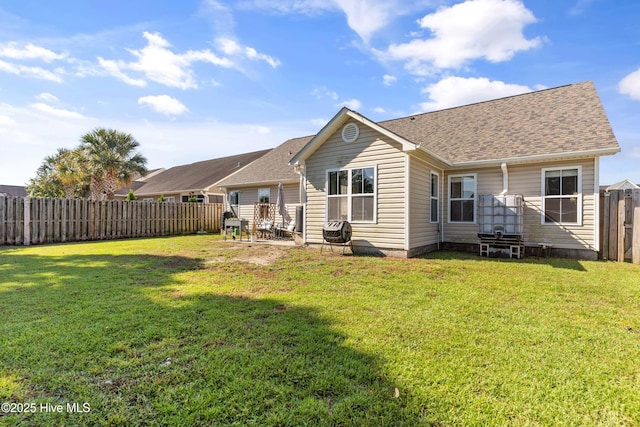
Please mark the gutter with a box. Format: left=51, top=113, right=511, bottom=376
left=218, top=179, right=299, bottom=190
left=449, top=147, right=620, bottom=168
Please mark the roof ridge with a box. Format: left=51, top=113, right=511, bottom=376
left=168, top=148, right=271, bottom=169
left=378, top=81, right=591, bottom=125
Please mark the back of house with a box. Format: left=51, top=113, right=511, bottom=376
left=290, top=81, right=620, bottom=259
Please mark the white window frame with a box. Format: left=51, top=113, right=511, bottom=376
left=430, top=172, right=439, bottom=223
left=541, top=166, right=582, bottom=226
left=229, top=191, right=239, bottom=216
left=326, top=166, right=377, bottom=224
left=448, top=173, right=477, bottom=224
left=258, top=188, right=270, bottom=203
left=165, top=196, right=175, bottom=202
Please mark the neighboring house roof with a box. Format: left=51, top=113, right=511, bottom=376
left=292, top=81, right=620, bottom=167
left=0, top=185, right=28, bottom=197
left=218, top=135, right=313, bottom=188
left=605, top=179, right=640, bottom=191
left=136, top=168, right=165, bottom=181
left=131, top=150, right=270, bottom=196
left=115, top=168, right=166, bottom=196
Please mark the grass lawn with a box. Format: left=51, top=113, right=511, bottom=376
left=1, top=235, right=639, bottom=426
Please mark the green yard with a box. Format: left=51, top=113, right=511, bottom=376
left=1, top=235, right=639, bottom=426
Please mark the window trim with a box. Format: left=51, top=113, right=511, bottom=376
left=448, top=173, right=477, bottom=224
left=258, top=188, right=270, bottom=204
left=541, top=166, right=583, bottom=226
left=229, top=191, right=239, bottom=216
left=430, top=171, right=440, bottom=224
left=326, top=166, right=377, bottom=224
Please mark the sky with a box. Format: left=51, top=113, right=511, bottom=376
left=0, top=0, right=639, bottom=187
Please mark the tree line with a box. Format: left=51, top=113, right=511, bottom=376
left=27, top=128, right=147, bottom=200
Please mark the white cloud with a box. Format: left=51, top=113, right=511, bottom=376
left=0, top=59, right=64, bottom=82
left=97, top=32, right=278, bottom=89
left=0, top=42, right=67, bottom=62
left=378, top=0, right=542, bottom=74
left=199, top=0, right=236, bottom=35
left=99, top=31, right=234, bottom=89
left=619, top=68, right=640, bottom=100
left=311, top=86, right=339, bottom=101
left=239, top=0, right=436, bottom=42
left=97, top=57, right=147, bottom=87
left=215, top=37, right=280, bottom=68
left=138, top=95, right=189, bottom=117
left=418, top=76, right=532, bottom=111
left=337, top=98, right=362, bottom=110
left=30, top=103, right=89, bottom=120
left=237, top=0, right=334, bottom=15
left=569, top=0, right=595, bottom=16
left=251, top=125, right=271, bottom=135
left=0, top=115, right=16, bottom=126
left=382, top=74, right=397, bottom=86
left=35, top=93, right=60, bottom=103
left=310, top=118, right=328, bottom=127
left=373, top=106, right=386, bottom=114
left=332, top=0, right=399, bottom=43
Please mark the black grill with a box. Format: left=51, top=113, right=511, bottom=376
left=322, top=221, right=352, bottom=244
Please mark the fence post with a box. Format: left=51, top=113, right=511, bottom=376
left=602, top=192, right=610, bottom=260
left=23, top=197, right=31, bottom=246
left=617, top=194, right=626, bottom=262
left=633, top=190, right=640, bottom=265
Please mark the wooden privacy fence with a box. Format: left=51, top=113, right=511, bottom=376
left=0, top=196, right=223, bottom=246
left=600, top=189, right=640, bottom=264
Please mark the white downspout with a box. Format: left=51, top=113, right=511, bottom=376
left=500, top=162, right=509, bottom=195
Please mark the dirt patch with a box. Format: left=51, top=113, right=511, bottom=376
left=207, top=243, right=290, bottom=266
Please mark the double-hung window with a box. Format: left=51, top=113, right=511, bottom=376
left=327, top=167, right=376, bottom=222
left=542, top=167, right=581, bottom=224
left=449, top=174, right=476, bottom=223
left=430, top=172, right=439, bottom=223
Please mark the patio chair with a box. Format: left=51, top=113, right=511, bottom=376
left=276, top=220, right=296, bottom=240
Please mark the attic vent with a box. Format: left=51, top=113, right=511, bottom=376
left=341, top=123, right=359, bottom=143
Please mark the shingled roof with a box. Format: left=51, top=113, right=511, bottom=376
left=379, top=81, right=619, bottom=164
left=291, top=81, right=619, bottom=168
left=0, top=185, right=28, bottom=197
left=132, top=149, right=270, bottom=195
left=218, top=135, right=313, bottom=187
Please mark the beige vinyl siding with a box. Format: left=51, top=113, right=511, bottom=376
left=511, top=159, right=596, bottom=250
left=443, top=167, right=502, bottom=244
left=304, top=121, right=407, bottom=249
left=442, top=158, right=596, bottom=250
left=231, top=183, right=300, bottom=230
left=408, top=156, right=440, bottom=249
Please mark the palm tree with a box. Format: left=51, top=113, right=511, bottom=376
left=79, top=128, right=147, bottom=200
left=27, top=160, right=63, bottom=198
left=49, top=148, right=87, bottom=198
left=27, top=147, right=87, bottom=198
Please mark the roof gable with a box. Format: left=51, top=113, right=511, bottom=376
left=218, top=135, right=313, bottom=187
left=290, top=108, right=423, bottom=165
